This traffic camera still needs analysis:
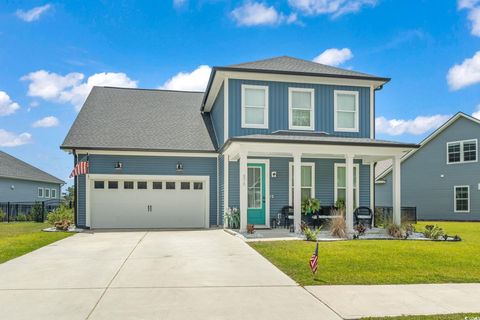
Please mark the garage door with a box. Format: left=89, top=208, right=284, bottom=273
left=88, top=176, right=209, bottom=229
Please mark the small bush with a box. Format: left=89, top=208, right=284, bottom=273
left=386, top=224, right=406, bottom=239
left=423, top=224, right=444, bottom=240
left=354, top=223, right=367, bottom=236
left=224, top=207, right=240, bottom=229
left=0, top=208, right=5, bottom=221
left=31, top=202, right=44, bottom=222
left=16, top=214, right=27, bottom=222
left=330, top=208, right=347, bottom=238
left=47, top=205, right=74, bottom=230
left=304, top=226, right=321, bottom=241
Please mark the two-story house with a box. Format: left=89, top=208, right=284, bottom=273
left=376, top=112, right=480, bottom=220
left=61, top=56, right=417, bottom=232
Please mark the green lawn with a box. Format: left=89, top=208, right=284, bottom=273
left=362, top=314, right=480, bottom=320
left=250, top=221, right=480, bottom=285
left=0, top=222, right=73, bottom=264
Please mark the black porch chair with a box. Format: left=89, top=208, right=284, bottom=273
left=271, top=205, right=293, bottom=229
left=354, top=206, right=373, bottom=228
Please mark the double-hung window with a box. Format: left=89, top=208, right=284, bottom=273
left=38, top=187, right=44, bottom=198
left=334, top=90, right=359, bottom=132
left=289, top=88, right=314, bottom=130
left=454, top=186, right=470, bottom=213
left=334, top=163, right=359, bottom=208
left=288, top=163, right=315, bottom=205
left=447, top=139, right=477, bottom=164
left=241, top=85, right=268, bottom=128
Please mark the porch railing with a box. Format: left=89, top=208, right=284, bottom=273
left=374, top=206, right=417, bottom=227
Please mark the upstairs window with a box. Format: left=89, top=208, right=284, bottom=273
left=241, top=85, right=268, bottom=129
left=334, top=91, right=359, bottom=132
left=289, top=88, right=314, bottom=130
left=447, top=140, right=477, bottom=164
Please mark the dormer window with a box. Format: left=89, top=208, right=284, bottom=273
left=289, top=88, right=314, bottom=130
left=334, top=90, right=359, bottom=132
left=241, top=85, right=268, bottom=129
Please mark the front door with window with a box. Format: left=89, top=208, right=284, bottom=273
left=247, top=163, right=266, bottom=225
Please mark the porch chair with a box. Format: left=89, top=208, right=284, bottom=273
left=274, top=205, right=293, bottom=229
left=353, top=206, right=373, bottom=228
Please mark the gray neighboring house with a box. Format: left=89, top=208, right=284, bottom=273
left=376, top=112, right=480, bottom=220
left=0, top=151, right=64, bottom=203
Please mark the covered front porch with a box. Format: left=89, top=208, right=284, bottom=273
left=222, top=134, right=418, bottom=235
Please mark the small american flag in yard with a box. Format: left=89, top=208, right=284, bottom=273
left=309, top=242, right=319, bottom=274
left=69, top=161, right=89, bottom=178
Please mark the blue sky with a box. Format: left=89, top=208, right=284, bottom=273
left=0, top=0, right=479, bottom=187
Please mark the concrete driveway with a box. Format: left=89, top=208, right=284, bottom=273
left=0, top=230, right=340, bottom=320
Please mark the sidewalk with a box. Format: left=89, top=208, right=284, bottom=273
left=306, top=283, right=480, bottom=319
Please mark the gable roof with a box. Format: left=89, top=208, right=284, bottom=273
left=202, top=56, right=390, bottom=111
left=61, top=87, right=217, bottom=153
left=0, top=151, right=64, bottom=184
left=375, top=112, right=480, bottom=181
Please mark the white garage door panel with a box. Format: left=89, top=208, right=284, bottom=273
left=89, top=177, right=208, bottom=229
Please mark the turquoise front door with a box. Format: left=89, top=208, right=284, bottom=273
left=247, top=163, right=266, bottom=225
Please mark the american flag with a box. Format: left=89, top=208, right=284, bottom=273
left=309, top=242, right=319, bottom=274
left=70, top=161, right=89, bottom=178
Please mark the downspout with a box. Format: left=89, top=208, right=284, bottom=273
left=73, top=150, right=78, bottom=227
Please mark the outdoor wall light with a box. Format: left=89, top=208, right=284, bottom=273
left=10, top=185, right=14, bottom=190
left=115, top=162, right=123, bottom=170
left=176, top=162, right=184, bottom=172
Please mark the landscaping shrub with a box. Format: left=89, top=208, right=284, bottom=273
left=330, top=208, right=346, bottom=238
left=0, top=208, right=5, bottom=221
left=16, top=214, right=27, bottom=222
left=304, top=226, right=321, bottom=241
left=30, top=202, right=44, bottom=222
left=386, top=224, right=406, bottom=239
left=224, top=207, right=240, bottom=229
left=47, top=205, right=74, bottom=230
left=423, top=224, right=444, bottom=240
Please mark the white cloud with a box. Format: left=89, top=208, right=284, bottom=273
left=288, top=0, right=377, bottom=18
left=313, top=48, right=353, bottom=66
left=160, top=65, right=211, bottom=91
left=458, top=0, right=480, bottom=36
left=16, top=4, right=52, bottom=22
left=473, top=105, right=480, bottom=119
left=0, top=129, right=32, bottom=147
left=173, top=0, right=187, bottom=8
left=32, top=116, right=59, bottom=128
left=21, top=70, right=138, bottom=111
left=231, top=2, right=297, bottom=26
left=0, top=91, right=20, bottom=116
left=447, top=51, right=480, bottom=90
left=376, top=114, right=452, bottom=136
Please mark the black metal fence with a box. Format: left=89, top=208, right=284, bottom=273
left=0, top=200, right=68, bottom=222
left=374, top=206, right=417, bottom=227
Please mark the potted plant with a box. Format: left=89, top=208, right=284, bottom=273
left=301, top=197, right=320, bottom=225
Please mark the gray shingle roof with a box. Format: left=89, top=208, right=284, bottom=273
left=221, top=56, right=389, bottom=81
left=61, top=87, right=217, bottom=152
left=225, top=131, right=419, bottom=149
left=375, top=159, right=393, bottom=179
left=0, top=151, right=64, bottom=184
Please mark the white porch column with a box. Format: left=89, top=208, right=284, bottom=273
left=345, top=154, right=355, bottom=234
left=392, top=155, right=402, bottom=225
left=293, top=153, right=302, bottom=233
left=239, top=152, right=248, bottom=232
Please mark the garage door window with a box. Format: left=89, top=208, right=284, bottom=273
left=166, top=182, right=175, bottom=190
left=181, top=182, right=190, bottom=190
left=94, top=181, right=105, bottom=189
left=153, top=182, right=162, bottom=189
left=194, top=182, right=203, bottom=190
left=137, top=181, right=147, bottom=189
left=108, top=181, right=118, bottom=189
left=124, top=181, right=134, bottom=189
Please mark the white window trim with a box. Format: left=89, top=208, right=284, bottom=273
left=51, top=189, right=56, bottom=199
left=44, top=188, right=50, bottom=199
left=334, top=90, right=359, bottom=133
left=38, top=187, right=44, bottom=198
left=446, top=139, right=478, bottom=164
left=241, top=84, right=269, bottom=129
left=334, top=163, right=360, bottom=207
left=454, top=185, right=470, bottom=213
left=288, top=87, right=315, bottom=131
left=288, top=162, right=315, bottom=206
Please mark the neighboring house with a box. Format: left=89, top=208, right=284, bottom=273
left=61, top=56, right=417, bottom=231
left=0, top=151, right=64, bottom=203
left=376, top=112, right=480, bottom=221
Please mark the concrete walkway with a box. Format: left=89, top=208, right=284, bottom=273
left=0, top=230, right=340, bottom=320
left=306, top=284, right=480, bottom=319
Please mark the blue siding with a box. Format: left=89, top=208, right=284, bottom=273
left=218, top=154, right=224, bottom=225
left=227, top=157, right=370, bottom=217
left=0, top=177, right=61, bottom=203
left=228, top=79, right=371, bottom=139
left=76, top=154, right=218, bottom=227
left=210, top=83, right=224, bottom=147
left=376, top=116, right=480, bottom=220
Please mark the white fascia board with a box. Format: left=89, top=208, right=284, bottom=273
left=75, top=150, right=219, bottom=158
